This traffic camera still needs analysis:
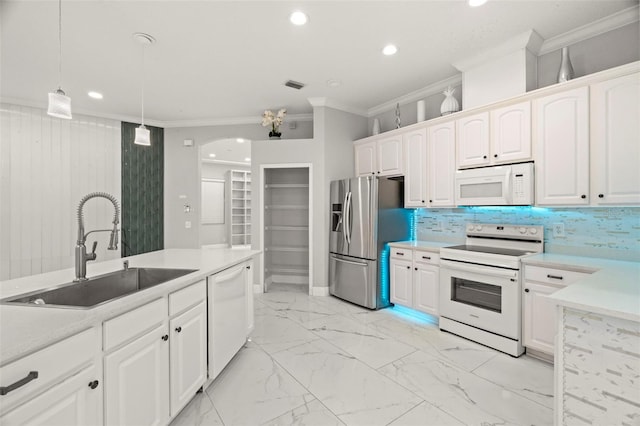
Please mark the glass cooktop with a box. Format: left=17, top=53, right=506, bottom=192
left=445, top=245, right=534, bottom=257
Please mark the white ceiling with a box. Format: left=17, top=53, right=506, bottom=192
left=1, top=0, right=637, bottom=127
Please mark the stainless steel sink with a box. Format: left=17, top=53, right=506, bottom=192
left=1, top=267, right=198, bottom=309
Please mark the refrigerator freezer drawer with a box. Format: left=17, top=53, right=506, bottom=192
left=329, top=254, right=377, bottom=309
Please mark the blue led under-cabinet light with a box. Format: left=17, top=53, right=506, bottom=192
left=389, top=304, right=438, bottom=326
left=379, top=244, right=390, bottom=306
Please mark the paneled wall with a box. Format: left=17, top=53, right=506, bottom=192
left=0, top=104, right=121, bottom=280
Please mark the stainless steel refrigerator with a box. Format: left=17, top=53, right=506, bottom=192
left=329, top=176, right=410, bottom=309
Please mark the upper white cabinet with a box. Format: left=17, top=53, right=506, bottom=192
left=590, top=73, right=640, bottom=205
left=456, top=112, right=490, bottom=168
left=535, top=86, right=590, bottom=206
left=403, top=128, right=428, bottom=207
left=491, top=101, right=532, bottom=164
left=428, top=122, right=456, bottom=207
left=456, top=103, right=532, bottom=169
left=355, top=136, right=404, bottom=177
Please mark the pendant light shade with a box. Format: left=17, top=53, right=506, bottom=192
left=47, top=0, right=72, bottom=119
left=133, top=32, right=155, bottom=147
left=134, top=125, right=151, bottom=146
left=47, top=88, right=72, bottom=119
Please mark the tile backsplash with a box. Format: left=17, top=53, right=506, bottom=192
left=415, top=207, right=640, bottom=262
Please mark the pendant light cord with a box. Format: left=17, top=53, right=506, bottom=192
left=58, top=0, right=62, bottom=89
left=141, top=44, right=145, bottom=126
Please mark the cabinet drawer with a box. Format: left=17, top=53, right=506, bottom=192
left=169, top=280, right=206, bottom=317
left=524, top=265, right=590, bottom=286
left=414, top=251, right=440, bottom=265
left=0, top=328, right=99, bottom=414
left=103, top=298, right=167, bottom=351
left=390, top=248, right=413, bottom=260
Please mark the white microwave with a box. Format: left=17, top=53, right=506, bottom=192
left=455, top=162, right=534, bottom=206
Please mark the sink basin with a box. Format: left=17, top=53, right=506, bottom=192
left=1, top=267, right=198, bottom=309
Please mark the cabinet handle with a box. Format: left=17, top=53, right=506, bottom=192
left=422, top=256, right=431, bottom=260
left=494, top=154, right=498, bottom=158
left=581, top=194, right=586, bottom=199
left=371, top=172, right=375, bottom=175
left=246, top=265, right=251, bottom=270
left=483, top=155, right=487, bottom=159
left=524, top=288, right=530, bottom=293
left=175, top=326, right=182, bottom=333
left=547, top=274, right=563, bottom=280
left=88, top=380, right=99, bottom=390
left=422, top=200, right=425, bottom=203
left=395, top=252, right=404, bottom=256
left=598, top=194, right=604, bottom=198
left=414, top=267, right=418, bottom=271
left=162, top=334, right=169, bottom=341
left=377, top=171, right=380, bottom=174
left=429, top=199, right=433, bottom=203
left=406, top=266, right=410, bottom=269
left=0, top=371, right=38, bottom=395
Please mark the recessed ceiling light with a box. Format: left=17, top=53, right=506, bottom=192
left=209, top=153, right=216, bottom=158
left=382, top=44, right=398, bottom=56
left=236, top=138, right=245, bottom=143
left=88, top=91, right=103, bottom=99
left=244, top=157, right=251, bottom=162
left=290, top=11, right=308, bottom=26
left=327, top=79, right=342, bottom=88
left=468, top=0, right=487, bottom=6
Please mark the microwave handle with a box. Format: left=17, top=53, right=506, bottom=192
left=504, top=167, right=513, bottom=204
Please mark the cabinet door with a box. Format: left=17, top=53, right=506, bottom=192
left=523, top=282, right=561, bottom=355
left=246, top=261, right=255, bottom=334
left=390, top=259, right=412, bottom=307
left=403, top=128, right=428, bottom=207
left=491, top=101, right=532, bottom=164
left=413, top=264, right=439, bottom=317
left=590, top=73, right=640, bottom=205
left=104, top=324, right=170, bottom=426
left=428, top=122, right=456, bottom=207
left=0, top=364, right=102, bottom=426
left=354, top=141, right=377, bottom=176
left=170, top=302, right=207, bottom=417
left=535, top=86, right=590, bottom=205
left=377, top=136, right=404, bottom=176
left=456, top=112, right=490, bottom=168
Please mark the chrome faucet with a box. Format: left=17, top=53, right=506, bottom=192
left=74, top=192, right=120, bottom=281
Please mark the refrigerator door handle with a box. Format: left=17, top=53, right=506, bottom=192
left=345, top=192, right=352, bottom=245
left=342, top=191, right=349, bottom=246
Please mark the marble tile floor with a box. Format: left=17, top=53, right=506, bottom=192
left=170, top=288, right=554, bottom=426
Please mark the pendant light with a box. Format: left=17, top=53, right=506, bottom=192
left=47, top=0, right=72, bottom=119
left=133, top=33, right=155, bottom=146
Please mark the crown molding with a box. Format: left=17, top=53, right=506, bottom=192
left=307, top=97, right=368, bottom=117
left=366, top=74, right=462, bottom=117
left=538, top=5, right=639, bottom=55
left=452, top=29, right=544, bottom=72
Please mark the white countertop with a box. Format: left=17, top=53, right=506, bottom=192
left=388, top=240, right=456, bottom=253
left=523, top=253, right=640, bottom=322
left=0, top=248, right=259, bottom=366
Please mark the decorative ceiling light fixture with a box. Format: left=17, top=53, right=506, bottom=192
left=133, top=32, right=155, bottom=146
left=382, top=44, right=398, bottom=56
left=47, top=0, right=72, bottom=119
left=289, top=11, right=308, bottom=26
left=468, top=0, right=488, bottom=7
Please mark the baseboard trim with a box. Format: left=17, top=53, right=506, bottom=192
left=311, top=287, right=330, bottom=297
left=272, top=274, right=308, bottom=285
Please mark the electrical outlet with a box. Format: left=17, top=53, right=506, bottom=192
left=552, top=222, right=565, bottom=237
left=185, top=221, right=192, bottom=229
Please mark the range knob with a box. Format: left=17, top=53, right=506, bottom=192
left=519, top=227, right=527, bottom=234
left=529, top=228, right=538, bottom=235
left=475, top=225, right=483, bottom=231
left=467, top=225, right=475, bottom=233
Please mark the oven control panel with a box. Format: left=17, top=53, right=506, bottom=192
left=465, top=223, right=544, bottom=241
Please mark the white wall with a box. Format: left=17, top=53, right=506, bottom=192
left=0, top=104, right=121, bottom=280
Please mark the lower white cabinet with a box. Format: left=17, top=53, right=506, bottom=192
left=523, top=264, right=591, bottom=356
left=389, top=247, right=440, bottom=316
left=104, top=323, right=170, bottom=426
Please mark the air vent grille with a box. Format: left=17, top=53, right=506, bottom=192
left=285, top=80, right=305, bottom=90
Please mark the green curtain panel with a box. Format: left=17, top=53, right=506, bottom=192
left=121, top=122, right=164, bottom=257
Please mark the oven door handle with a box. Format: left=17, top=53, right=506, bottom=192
left=440, top=259, right=518, bottom=279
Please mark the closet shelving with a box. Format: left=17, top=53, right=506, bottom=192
left=263, top=168, right=310, bottom=289
left=226, top=170, right=251, bottom=248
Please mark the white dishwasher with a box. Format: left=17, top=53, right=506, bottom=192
left=207, top=263, right=247, bottom=380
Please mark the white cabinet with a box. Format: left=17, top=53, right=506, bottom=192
left=590, top=73, right=640, bottom=205
left=169, top=301, right=207, bottom=417
left=354, top=136, right=404, bottom=177
left=535, top=86, right=590, bottom=206
left=104, top=323, right=170, bottom=426
left=208, top=262, right=249, bottom=380
left=491, top=101, right=532, bottom=164
left=523, top=264, right=591, bottom=356
left=403, top=128, right=428, bottom=207
left=456, top=112, right=490, bottom=168
left=389, top=247, right=440, bottom=316
left=428, top=122, right=456, bottom=207
left=0, top=329, right=102, bottom=426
